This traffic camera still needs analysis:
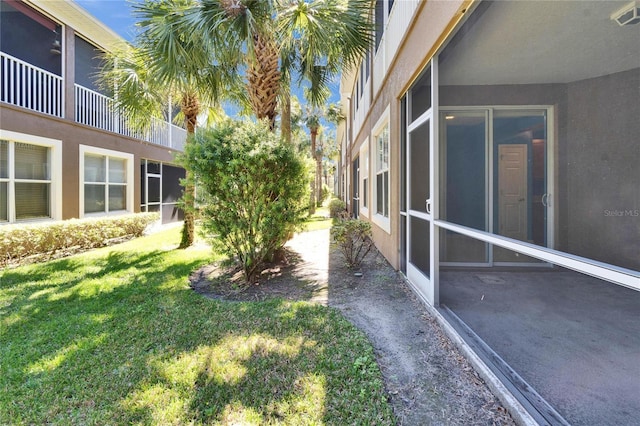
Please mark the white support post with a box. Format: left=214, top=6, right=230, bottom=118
left=167, top=96, right=173, bottom=149
left=430, top=56, right=440, bottom=306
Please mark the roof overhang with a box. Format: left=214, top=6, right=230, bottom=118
left=24, top=0, right=127, bottom=52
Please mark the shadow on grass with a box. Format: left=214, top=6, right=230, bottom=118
left=0, top=246, right=213, bottom=422
left=1, top=237, right=392, bottom=425
left=119, top=300, right=388, bottom=425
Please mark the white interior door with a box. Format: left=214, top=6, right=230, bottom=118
left=498, top=144, right=528, bottom=240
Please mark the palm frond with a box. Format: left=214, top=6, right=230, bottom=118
left=98, top=46, right=167, bottom=132
left=277, top=0, right=373, bottom=109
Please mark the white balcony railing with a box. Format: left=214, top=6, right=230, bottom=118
left=1, top=51, right=63, bottom=118
left=74, top=84, right=187, bottom=151
left=0, top=51, right=186, bottom=151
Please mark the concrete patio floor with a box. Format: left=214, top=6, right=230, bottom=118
left=439, top=268, right=640, bottom=426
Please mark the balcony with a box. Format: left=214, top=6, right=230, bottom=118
left=1, top=50, right=63, bottom=118
left=74, top=85, right=186, bottom=151
left=1, top=51, right=186, bottom=151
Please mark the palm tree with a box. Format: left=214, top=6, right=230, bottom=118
left=304, top=106, right=322, bottom=210
left=137, top=0, right=372, bottom=132
left=100, top=1, right=228, bottom=247
left=304, top=101, right=344, bottom=208
left=120, top=0, right=370, bottom=245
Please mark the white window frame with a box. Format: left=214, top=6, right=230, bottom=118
left=79, top=145, right=134, bottom=218
left=359, top=138, right=370, bottom=217
left=372, top=105, right=391, bottom=233
left=0, top=130, right=62, bottom=223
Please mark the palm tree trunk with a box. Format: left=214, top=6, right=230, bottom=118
left=315, top=133, right=323, bottom=205
left=315, top=156, right=322, bottom=206
left=179, top=172, right=196, bottom=249
left=309, top=128, right=318, bottom=213
left=281, top=92, right=292, bottom=144
left=179, top=92, right=199, bottom=249
left=247, top=33, right=280, bottom=130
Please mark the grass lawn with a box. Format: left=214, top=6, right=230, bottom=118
left=303, top=207, right=333, bottom=232
left=0, top=226, right=393, bottom=425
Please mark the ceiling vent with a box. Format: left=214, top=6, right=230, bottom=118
left=611, top=1, right=640, bottom=26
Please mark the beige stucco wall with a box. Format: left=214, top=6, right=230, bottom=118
left=349, top=0, right=469, bottom=269
left=0, top=104, right=180, bottom=220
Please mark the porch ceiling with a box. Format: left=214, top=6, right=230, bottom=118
left=25, top=0, right=124, bottom=52
left=440, top=0, right=640, bottom=85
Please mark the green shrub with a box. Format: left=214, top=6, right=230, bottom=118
left=331, top=218, right=373, bottom=269
left=0, top=212, right=158, bottom=267
left=329, top=198, right=347, bottom=219
left=320, top=183, right=331, bottom=205
left=180, top=119, right=309, bottom=282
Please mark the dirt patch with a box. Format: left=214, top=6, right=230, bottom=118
left=189, top=229, right=516, bottom=425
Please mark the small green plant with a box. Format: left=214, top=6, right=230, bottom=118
left=180, top=119, right=309, bottom=282
left=329, top=198, right=347, bottom=219
left=331, top=218, right=373, bottom=269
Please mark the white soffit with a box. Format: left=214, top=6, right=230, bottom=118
left=340, top=66, right=358, bottom=98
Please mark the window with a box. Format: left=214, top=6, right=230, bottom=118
left=359, top=61, right=365, bottom=95
left=0, top=131, right=61, bottom=223
left=372, top=107, right=391, bottom=232
left=360, top=141, right=369, bottom=215
left=355, top=48, right=371, bottom=109
left=375, top=0, right=384, bottom=51
left=374, top=0, right=395, bottom=52
left=365, top=48, right=370, bottom=81
left=80, top=145, right=133, bottom=216
left=15, top=143, right=51, bottom=219
left=351, top=87, right=356, bottom=123
left=375, top=125, right=389, bottom=217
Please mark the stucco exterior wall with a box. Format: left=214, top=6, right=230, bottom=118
left=350, top=0, right=467, bottom=268
left=0, top=104, right=180, bottom=220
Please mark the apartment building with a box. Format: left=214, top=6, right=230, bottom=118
left=0, top=0, right=187, bottom=225
left=338, top=1, right=639, bottom=424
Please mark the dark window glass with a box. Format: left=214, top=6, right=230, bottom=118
left=376, top=173, right=383, bottom=215
left=0, top=182, right=7, bottom=221
left=16, top=182, right=50, bottom=219
left=140, top=160, right=146, bottom=205
left=0, top=1, right=62, bottom=76
left=0, top=141, right=8, bottom=178
left=375, top=0, right=384, bottom=51
left=162, top=165, right=185, bottom=203
left=410, top=68, right=431, bottom=123
left=15, top=143, right=49, bottom=180
left=147, top=176, right=160, bottom=203
left=74, top=36, right=105, bottom=93
left=409, top=121, right=429, bottom=212
left=84, top=184, right=105, bottom=214
left=409, top=216, right=430, bottom=277
left=109, top=185, right=126, bottom=211
left=147, top=161, right=161, bottom=175
left=400, top=97, right=407, bottom=212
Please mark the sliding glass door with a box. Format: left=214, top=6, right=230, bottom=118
left=439, top=107, right=553, bottom=266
